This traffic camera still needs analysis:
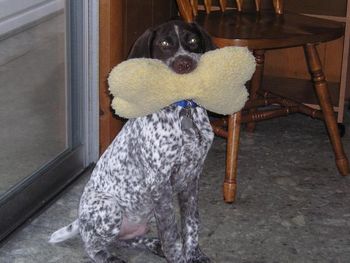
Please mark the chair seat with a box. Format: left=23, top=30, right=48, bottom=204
left=196, top=10, right=345, bottom=49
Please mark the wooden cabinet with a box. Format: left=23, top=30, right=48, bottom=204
left=264, top=0, right=350, bottom=123
left=99, top=0, right=177, bottom=154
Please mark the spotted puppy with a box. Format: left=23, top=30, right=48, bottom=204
left=49, top=20, right=216, bottom=263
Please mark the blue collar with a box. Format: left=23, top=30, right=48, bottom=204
left=174, top=100, right=197, bottom=108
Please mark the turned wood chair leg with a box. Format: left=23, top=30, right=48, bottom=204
left=224, top=112, right=242, bottom=203
left=246, top=50, right=265, bottom=132
left=304, top=44, right=349, bottom=176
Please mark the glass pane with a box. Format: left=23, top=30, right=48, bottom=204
left=0, top=1, right=67, bottom=195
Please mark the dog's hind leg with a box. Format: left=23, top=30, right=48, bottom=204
left=79, top=192, right=125, bottom=263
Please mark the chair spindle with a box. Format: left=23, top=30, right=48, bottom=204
left=219, top=0, right=227, bottom=12
left=204, top=0, right=212, bottom=14
left=273, top=0, right=284, bottom=14
left=177, top=0, right=194, bottom=22
left=235, top=0, right=243, bottom=12
left=255, top=0, right=262, bottom=12
left=190, top=0, right=198, bottom=16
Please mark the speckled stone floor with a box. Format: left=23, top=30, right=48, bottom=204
left=1, top=110, right=350, bottom=263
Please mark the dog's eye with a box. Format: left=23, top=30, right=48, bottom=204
left=159, top=40, right=170, bottom=48
left=188, top=37, right=198, bottom=45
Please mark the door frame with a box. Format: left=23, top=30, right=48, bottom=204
left=99, top=0, right=125, bottom=154
left=0, top=0, right=99, bottom=242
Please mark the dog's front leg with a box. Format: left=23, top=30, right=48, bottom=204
left=178, top=175, right=211, bottom=263
left=153, top=185, right=186, bottom=263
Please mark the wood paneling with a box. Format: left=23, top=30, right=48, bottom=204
left=285, top=0, right=347, bottom=17
left=99, top=0, right=177, bottom=154
left=264, top=38, right=344, bottom=83
left=346, top=49, right=350, bottom=99
left=264, top=47, right=309, bottom=80
left=122, top=0, right=178, bottom=58
left=324, top=37, right=344, bottom=82
left=122, top=0, right=153, bottom=57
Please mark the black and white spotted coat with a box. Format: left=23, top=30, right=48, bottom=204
left=77, top=104, right=214, bottom=263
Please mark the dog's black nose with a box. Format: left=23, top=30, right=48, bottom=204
left=171, top=56, right=197, bottom=74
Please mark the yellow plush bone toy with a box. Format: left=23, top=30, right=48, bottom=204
left=108, top=47, right=256, bottom=118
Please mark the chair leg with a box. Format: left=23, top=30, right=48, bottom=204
left=304, top=44, right=349, bottom=176
left=246, top=50, right=265, bottom=132
left=224, top=112, right=242, bottom=203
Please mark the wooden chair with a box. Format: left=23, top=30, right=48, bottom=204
left=176, top=0, right=350, bottom=203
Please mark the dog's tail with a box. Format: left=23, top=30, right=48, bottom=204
left=49, top=219, right=79, bottom=243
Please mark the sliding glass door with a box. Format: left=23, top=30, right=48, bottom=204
left=0, top=0, right=98, bottom=240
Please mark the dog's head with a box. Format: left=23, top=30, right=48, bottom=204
left=128, top=20, right=215, bottom=74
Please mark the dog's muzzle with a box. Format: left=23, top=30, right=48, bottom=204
left=171, top=55, right=197, bottom=74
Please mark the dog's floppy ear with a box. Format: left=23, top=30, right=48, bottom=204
left=191, top=23, right=216, bottom=52
left=127, top=29, right=155, bottom=59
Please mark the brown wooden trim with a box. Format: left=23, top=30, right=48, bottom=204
left=99, top=0, right=124, bottom=155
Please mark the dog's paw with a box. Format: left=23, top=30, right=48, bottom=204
left=93, top=250, right=127, bottom=263
left=187, top=247, right=212, bottom=263
left=143, top=238, right=165, bottom=258
left=106, top=256, right=127, bottom=263
left=187, top=256, right=212, bottom=263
